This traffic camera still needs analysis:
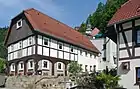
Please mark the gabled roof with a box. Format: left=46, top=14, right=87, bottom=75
left=23, top=8, right=99, bottom=53
left=108, top=0, right=140, bottom=26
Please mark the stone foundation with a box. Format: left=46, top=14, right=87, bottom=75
left=6, top=76, right=69, bottom=89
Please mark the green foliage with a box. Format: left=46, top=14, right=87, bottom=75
left=77, top=73, right=97, bottom=89
left=0, top=27, right=8, bottom=59
left=68, top=61, right=82, bottom=75
left=78, top=0, right=128, bottom=34
left=74, top=68, right=120, bottom=89
left=96, top=72, right=120, bottom=89
left=0, top=58, right=6, bottom=73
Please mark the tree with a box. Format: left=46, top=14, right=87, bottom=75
left=78, top=0, right=128, bottom=34
left=96, top=73, right=120, bottom=89
left=0, top=27, right=8, bottom=59
left=0, top=58, right=6, bottom=73
left=68, top=61, right=82, bottom=76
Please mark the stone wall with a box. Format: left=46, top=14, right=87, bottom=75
left=6, top=76, right=69, bottom=89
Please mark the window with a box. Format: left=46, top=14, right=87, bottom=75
left=90, top=53, right=92, bottom=58
left=103, top=57, right=106, bottom=61
left=57, top=62, right=62, bottom=70
left=19, top=41, right=22, bottom=49
left=85, top=65, right=88, bottom=72
left=59, top=43, right=62, bottom=49
left=12, top=64, right=15, bottom=70
left=30, top=61, right=33, bottom=68
left=71, top=46, right=73, bottom=52
left=103, top=44, right=106, bottom=50
left=80, top=50, right=82, bottom=55
left=137, top=30, right=140, bottom=44
left=93, top=65, right=96, bottom=72
left=16, top=19, right=22, bottom=29
left=29, top=37, right=32, bottom=45
left=43, top=61, right=48, bottom=68
left=44, top=38, right=48, bottom=46
left=136, top=67, right=140, bottom=83
left=11, top=45, right=14, bottom=52
left=20, top=63, right=23, bottom=69
left=85, top=51, right=88, bottom=57
left=90, top=66, right=92, bottom=72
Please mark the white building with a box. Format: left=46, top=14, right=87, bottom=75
left=5, top=8, right=100, bottom=76
left=107, top=0, right=140, bottom=88
left=91, top=37, right=117, bottom=71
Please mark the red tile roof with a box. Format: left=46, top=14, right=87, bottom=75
left=108, top=0, right=140, bottom=26
left=24, top=8, right=99, bottom=53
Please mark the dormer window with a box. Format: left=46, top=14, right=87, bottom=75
left=16, top=19, right=22, bottom=29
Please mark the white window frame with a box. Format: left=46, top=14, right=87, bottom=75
left=58, top=43, right=63, bottom=50
left=57, top=62, right=63, bottom=70
left=28, top=37, right=32, bottom=46
left=70, top=46, right=74, bottom=52
left=28, top=60, right=34, bottom=69
left=16, top=19, right=22, bottom=29
left=42, top=60, right=49, bottom=69
left=43, top=37, right=49, bottom=46
left=11, top=63, right=15, bottom=71
left=19, top=62, right=24, bottom=70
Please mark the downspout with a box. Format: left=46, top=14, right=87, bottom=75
left=114, top=24, right=119, bottom=75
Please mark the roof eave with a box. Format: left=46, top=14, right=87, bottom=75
left=108, top=15, right=140, bottom=27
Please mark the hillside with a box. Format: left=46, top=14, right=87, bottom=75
left=0, top=27, right=8, bottom=59
left=78, top=0, right=128, bottom=35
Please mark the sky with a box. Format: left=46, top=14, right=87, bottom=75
left=0, top=0, right=106, bottom=28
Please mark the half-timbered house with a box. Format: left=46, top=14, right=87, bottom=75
left=5, top=8, right=100, bottom=76
left=107, top=0, right=140, bottom=89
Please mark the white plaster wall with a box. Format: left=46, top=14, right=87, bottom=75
left=23, top=48, right=27, bottom=57
left=23, top=39, right=28, bottom=48
left=120, top=50, right=129, bottom=58
left=28, top=47, right=32, bottom=56
left=106, top=37, right=117, bottom=68
left=50, top=49, right=57, bottom=57
left=122, top=22, right=132, bottom=29
left=37, top=46, right=42, bottom=55
left=64, top=52, right=69, bottom=60
left=118, top=59, right=140, bottom=89
left=8, top=36, right=35, bottom=61
left=135, top=48, right=140, bottom=56
left=38, top=35, right=42, bottom=45
left=78, top=49, right=98, bottom=72
left=58, top=51, right=63, bottom=59
left=91, top=37, right=116, bottom=71
left=64, top=43, right=69, bottom=52
left=43, top=47, right=49, bottom=56
left=51, top=39, right=57, bottom=49
left=135, top=19, right=140, bottom=26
